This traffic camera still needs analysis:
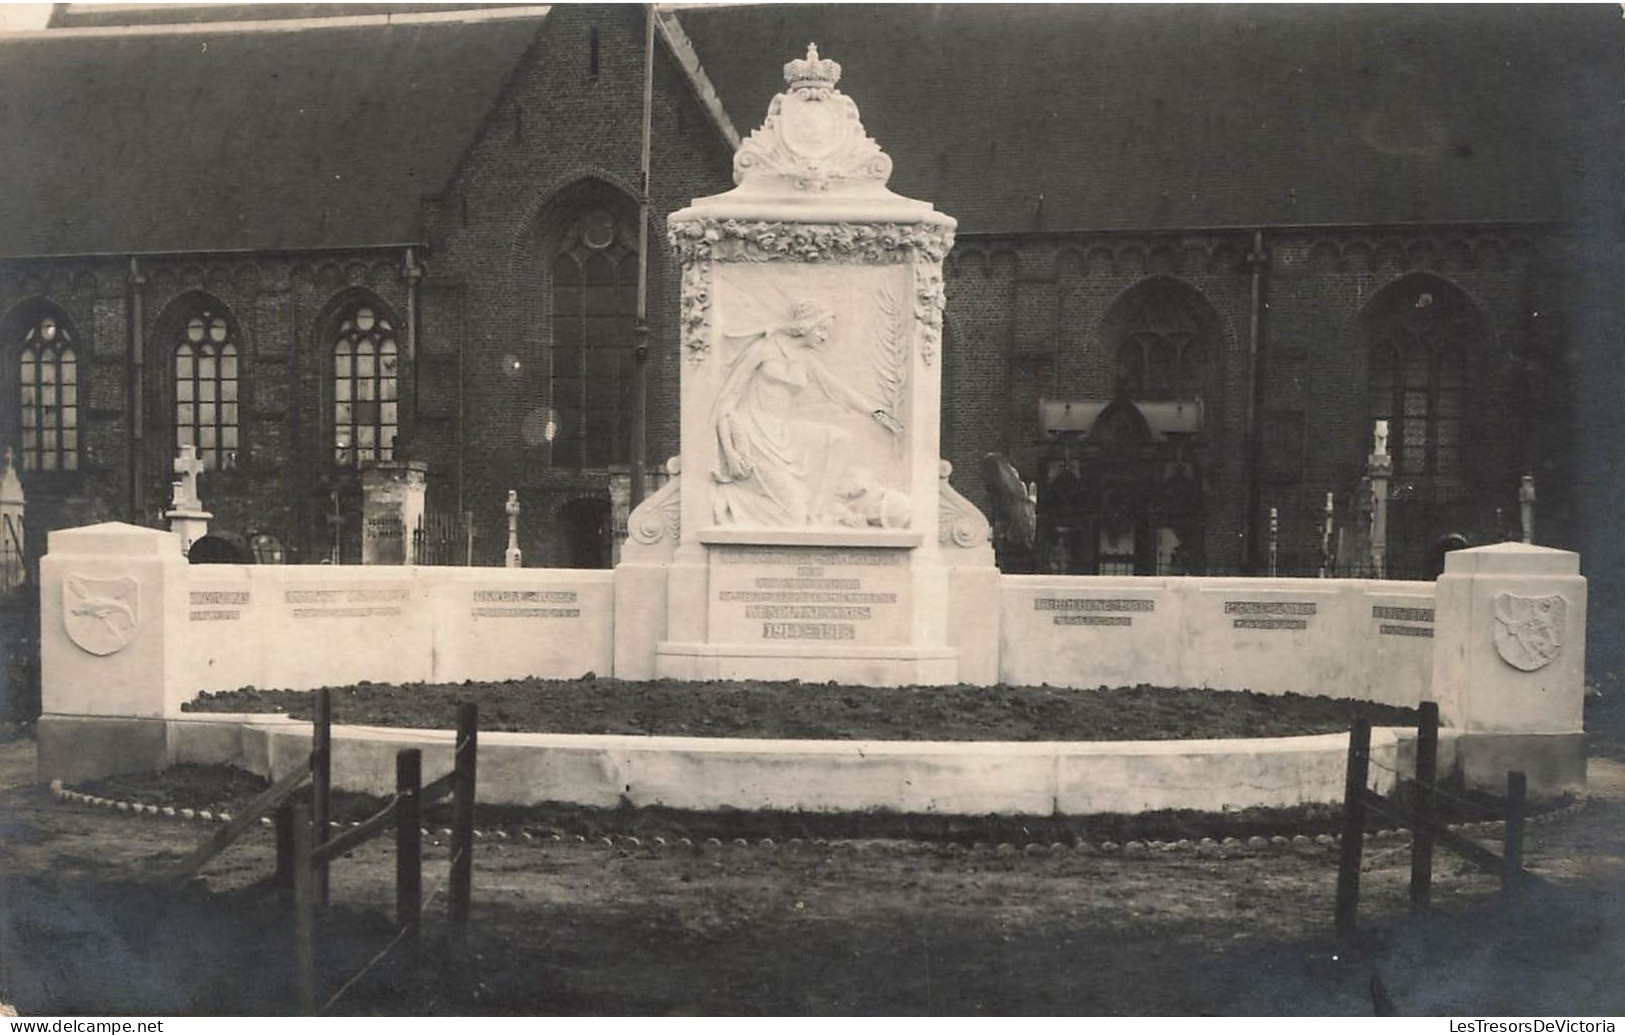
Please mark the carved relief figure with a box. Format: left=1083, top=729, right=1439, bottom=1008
left=712, top=300, right=902, bottom=527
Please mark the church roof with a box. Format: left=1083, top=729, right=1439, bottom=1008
left=0, top=4, right=1618, bottom=259
left=675, top=3, right=1624, bottom=234
left=0, top=9, right=549, bottom=257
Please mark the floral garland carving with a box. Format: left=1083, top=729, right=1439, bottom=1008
left=678, top=260, right=712, bottom=364
left=669, top=220, right=954, bottom=267
left=914, top=257, right=945, bottom=367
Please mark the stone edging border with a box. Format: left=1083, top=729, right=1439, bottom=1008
left=48, top=778, right=1590, bottom=862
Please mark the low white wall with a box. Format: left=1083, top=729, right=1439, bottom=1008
left=164, top=714, right=1436, bottom=816
left=999, top=575, right=1437, bottom=705
left=180, top=564, right=615, bottom=697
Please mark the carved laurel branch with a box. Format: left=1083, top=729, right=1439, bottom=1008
left=937, top=460, right=991, bottom=549
left=628, top=461, right=683, bottom=546
left=669, top=220, right=954, bottom=266
left=873, top=285, right=908, bottom=414
left=732, top=92, right=892, bottom=193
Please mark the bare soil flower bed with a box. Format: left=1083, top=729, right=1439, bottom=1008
left=182, top=678, right=1420, bottom=741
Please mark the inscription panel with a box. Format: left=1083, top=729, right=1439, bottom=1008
left=1373, top=603, right=1435, bottom=638
left=1224, top=600, right=1317, bottom=632
left=190, top=589, right=248, bottom=622
left=285, top=585, right=410, bottom=620
left=710, top=546, right=912, bottom=646
left=1034, top=597, right=1155, bottom=628
left=471, top=588, right=581, bottom=619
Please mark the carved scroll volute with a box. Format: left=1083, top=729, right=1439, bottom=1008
left=623, top=458, right=683, bottom=562
left=937, top=461, right=993, bottom=560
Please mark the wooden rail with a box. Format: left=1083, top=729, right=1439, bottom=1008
left=292, top=702, right=479, bottom=1013
left=1334, top=704, right=1530, bottom=936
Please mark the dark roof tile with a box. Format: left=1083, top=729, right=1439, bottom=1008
left=675, top=3, right=1624, bottom=233
left=0, top=14, right=546, bottom=257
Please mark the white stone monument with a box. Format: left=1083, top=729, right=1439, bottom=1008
left=617, top=44, right=994, bottom=685
left=164, top=445, right=211, bottom=556
left=1368, top=419, right=1392, bottom=578
left=1431, top=541, right=1587, bottom=794
left=504, top=489, right=522, bottom=568
left=359, top=460, right=427, bottom=565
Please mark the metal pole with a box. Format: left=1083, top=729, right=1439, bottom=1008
left=1241, top=230, right=1269, bottom=573
left=128, top=257, right=146, bottom=522
left=630, top=3, right=656, bottom=510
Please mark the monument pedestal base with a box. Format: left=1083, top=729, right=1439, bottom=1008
left=655, top=641, right=958, bottom=686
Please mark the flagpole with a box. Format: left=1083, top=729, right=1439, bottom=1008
left=630, top=3, right=656, bottom=510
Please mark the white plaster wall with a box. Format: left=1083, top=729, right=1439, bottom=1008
left=171, top=564, right=615, bottom=699
left=999, top=575, right=1437, bottom=704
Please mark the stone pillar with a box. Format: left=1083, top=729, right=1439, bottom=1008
left=1431, top=542, right=1586, bottom=796
left=360, top=461, right=427, bottom=565
left=165, top=445, right=212, bottom=557
left=37, top=522, right=191, bottom=781
left=504, top=489, right=522, bottom=568
left=1368, top=420, right=1391, bottom=579
left=1519, top=474, right=1536, bottom=545
left=0, top=448, right=24, bottom=592
left=632, top=44, right=985, bottom=686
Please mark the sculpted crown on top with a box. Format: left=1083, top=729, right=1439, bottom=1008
left=733, top=43, right=893, bottom=195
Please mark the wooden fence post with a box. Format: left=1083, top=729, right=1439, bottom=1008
left=396, top=748, right=422, bottom=966
left=292, top=802, right=317, bottom=1015
left=1409, top=701, right=1439, bottom=912
left=274, top=800, right=295, bottom=889
left=312, top=687, right=332, bottom=908
left=1503, top=770, right=1527, bottom=896
left=449, top=702, right=478, bottom=947
left=1334, top=717, right=1371, bottom=938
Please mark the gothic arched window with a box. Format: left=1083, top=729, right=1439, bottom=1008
left=174, top=308, right=239, bottom=470
left=18, top=313, right=77, bottom=472
left=333, top=303, right=399, bottom=464
left=1366, top=283, right=1470, bottom=488
left=551, top=208, right=635, bottom=470
left=1112, top=281, right=1210, bottom=401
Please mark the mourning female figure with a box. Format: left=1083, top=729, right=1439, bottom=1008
left=711, top=300, right=901, bottom=526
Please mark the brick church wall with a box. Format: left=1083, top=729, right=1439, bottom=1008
left=418, top=4, right=736, bottom=567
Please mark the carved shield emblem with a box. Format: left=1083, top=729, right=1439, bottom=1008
left=63, top=573, right=140, bottom=657
left=1493, top=592, right=1566, bottom=672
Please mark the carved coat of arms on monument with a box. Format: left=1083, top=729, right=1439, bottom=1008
left=63, top=573, right=141, bottom=656
left=1492, top=592, right=1566, bottom=671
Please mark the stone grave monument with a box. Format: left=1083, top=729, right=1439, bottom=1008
left=164, top=445, right=211, bottom=557
left=360, top=460, right=427, bottom=565
left=616, top=44, right=995, bottom=685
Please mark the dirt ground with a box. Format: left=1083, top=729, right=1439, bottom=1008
left=184, top=679, right=1420, bottom=741
left=3, top=721, right=1625, bottom=1015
